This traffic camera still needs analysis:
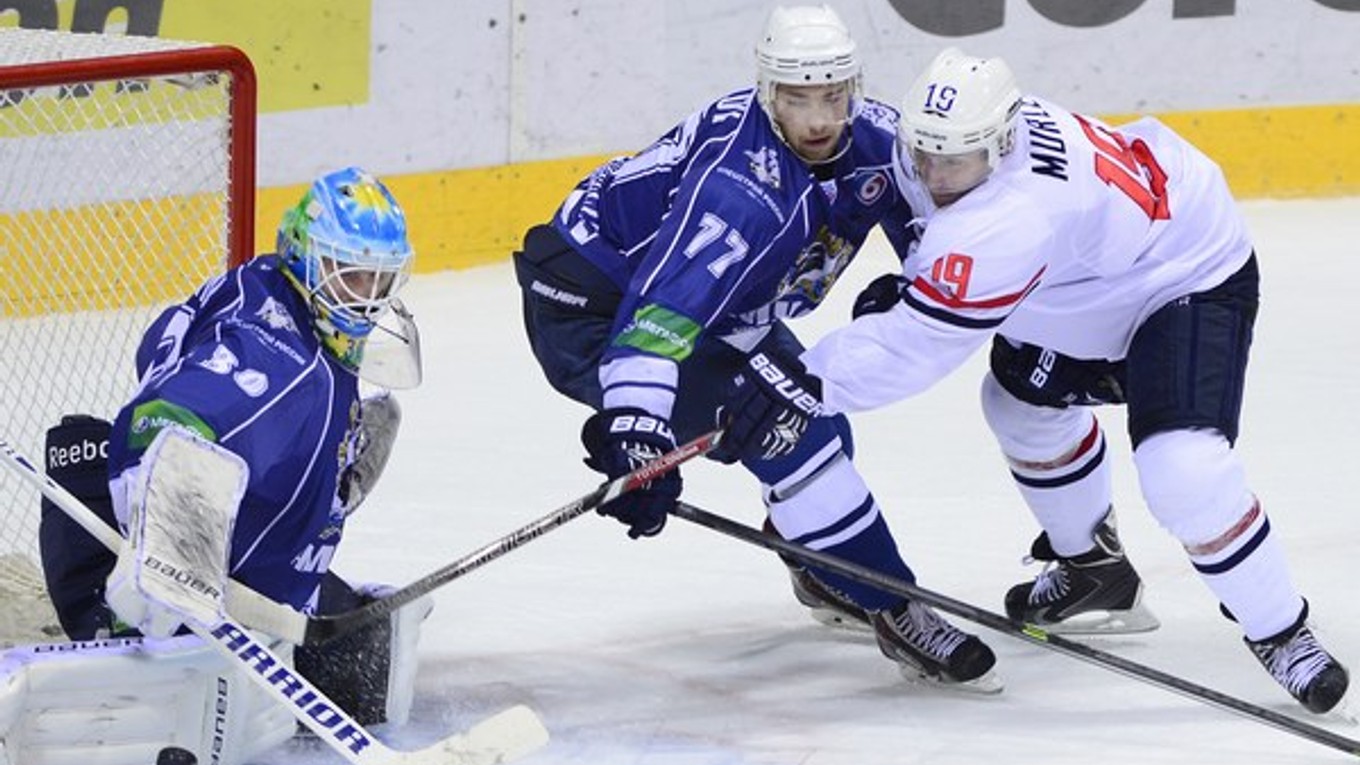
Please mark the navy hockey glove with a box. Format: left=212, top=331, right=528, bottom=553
left=851, top=272, right=908, bottom=319
left=713, top=351, right=824, bottom=464
left=581, top=407, right=681, bottom=539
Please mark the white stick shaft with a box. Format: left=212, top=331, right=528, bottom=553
left=0, top=437, right=547, bottom=764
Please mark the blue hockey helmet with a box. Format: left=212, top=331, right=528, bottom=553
left=277, top=167, right=414, bottom=369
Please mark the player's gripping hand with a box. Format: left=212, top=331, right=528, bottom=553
left=581, top=407, right=681, bottom=539
left=852, top=272, right=908, bottom=319
left=713, top=351, right=824, bottom=464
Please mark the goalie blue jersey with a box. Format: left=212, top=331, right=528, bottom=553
left=107, top=255, right=360, bottom=614
left=552, top=87, right=923, bottom=365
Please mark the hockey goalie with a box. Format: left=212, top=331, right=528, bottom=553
left=0, top=168, right=432, bottom=765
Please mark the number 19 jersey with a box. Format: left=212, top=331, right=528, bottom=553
left=804, top=96, right=1255, bottom=413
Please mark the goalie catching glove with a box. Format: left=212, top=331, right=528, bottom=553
left=581, top=407, right=681, bottom=539
left=713, top=350, right=824, bottom=464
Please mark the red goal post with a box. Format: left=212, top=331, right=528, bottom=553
left=0, top=27, right=256, bottom=644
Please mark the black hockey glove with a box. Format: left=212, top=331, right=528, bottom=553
left=581, top=407, right=681, bottom=539
left=851, top=272, right=908, bottom=319
left=712, top=351, right=824, bottom=464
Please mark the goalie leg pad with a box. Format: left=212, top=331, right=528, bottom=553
left=0, top=634, right=294, bottom=765
left=293, top=574, right=433, bottom=726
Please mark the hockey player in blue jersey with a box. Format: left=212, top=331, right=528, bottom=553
left=513, top=5, right=998, bottom=691
left=23, top=167, right=433, bottom=762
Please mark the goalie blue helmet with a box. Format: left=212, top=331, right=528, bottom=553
left=277, top=167, right=414, bottom=369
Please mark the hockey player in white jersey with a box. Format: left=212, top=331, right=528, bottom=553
left=721, top=47, right=1349, bottom=714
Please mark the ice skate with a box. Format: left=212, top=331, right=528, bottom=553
left=786, top=563, right=873, bottom=632
left=871, top=599, right=1003, bottom=694
left=763, top=518, right=872, bottom=632
left=1246, top=603, right=1350, bottom=714
left=1004, top=509, right=1159, bottom=634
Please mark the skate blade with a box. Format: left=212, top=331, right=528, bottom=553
left=897, top=664, right=1006, bottom=695
left=1039, top=604, right=1161, bottom=635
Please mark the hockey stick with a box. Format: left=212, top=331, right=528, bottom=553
left=0, top=437, right=549, bottom=765
left=670, top=501, right=1360, bottom=759
left=293, top=428, right=725, bottom=645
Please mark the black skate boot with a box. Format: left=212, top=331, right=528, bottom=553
left=1246, top=602, right=1350, bottom=714
left=763, top=518, right=872, bottom=631
left=787, top=564, right=873, bottom=632
left=871, top=599, right=1003, bottom=693
left=1004, top=509, right=1159, bottom=634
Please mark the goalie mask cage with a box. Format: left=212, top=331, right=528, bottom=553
left=0, top=27, right=256, bottom=644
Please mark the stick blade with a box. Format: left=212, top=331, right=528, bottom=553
left=428, top=704, right=549, bottom=765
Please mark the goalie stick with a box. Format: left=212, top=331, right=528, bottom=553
left=0, top=435, right=549, bottom=765
left=670, top=501, right=1360, bottom=759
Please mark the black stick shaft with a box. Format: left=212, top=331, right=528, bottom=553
left=670, top=501, right=1360, bottom=758
left=303, top=429, right=723, bottom=643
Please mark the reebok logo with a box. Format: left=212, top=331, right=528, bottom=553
left=48, top=437, right=107, bottom=469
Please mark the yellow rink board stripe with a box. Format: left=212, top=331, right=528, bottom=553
left=1, top=196, right=226, bottom=317
left=256, top=102, right=1359, bottom=274
left=6, top=102, right=1354, bottom=317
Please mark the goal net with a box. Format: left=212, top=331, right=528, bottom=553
left=0, top=27, right=255, bottom=645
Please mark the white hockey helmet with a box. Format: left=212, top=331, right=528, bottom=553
left=898, top=47, right=1022, bottom=171
left=755, top=5, right=862, bottom=122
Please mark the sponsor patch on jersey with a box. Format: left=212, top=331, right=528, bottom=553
left=745, top=146, right=782, bottom=190
left=614, top=304, right=701, bottom=362
left=233, top=368, right=269, bottom=397
left=256, top=296, right=299, bottom=335
left=128, top=399, right=217, bottom=450
left=198, top=344, right=239, bottom=375
left=855, top=170, right=888, bottom=205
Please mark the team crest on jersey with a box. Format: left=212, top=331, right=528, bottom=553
left=198, top=344, right=238, bottom=375
left=745, top=147, right=781, bottom=190
left=773, top=227, right=856, bottom=312
left=256, top=296, right=299, bottom=334
left=855, top=170, right=888, bottom=206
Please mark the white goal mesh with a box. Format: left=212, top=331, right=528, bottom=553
left=0, top=27, right=255, bottom=643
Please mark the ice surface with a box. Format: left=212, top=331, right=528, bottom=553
left=255, top=198, right=1360, bottom=765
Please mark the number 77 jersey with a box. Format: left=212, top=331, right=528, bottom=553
left=804, top=96, right=1255, bottom=414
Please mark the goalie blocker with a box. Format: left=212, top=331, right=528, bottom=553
left=2, top=416, right=432, bottom=764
